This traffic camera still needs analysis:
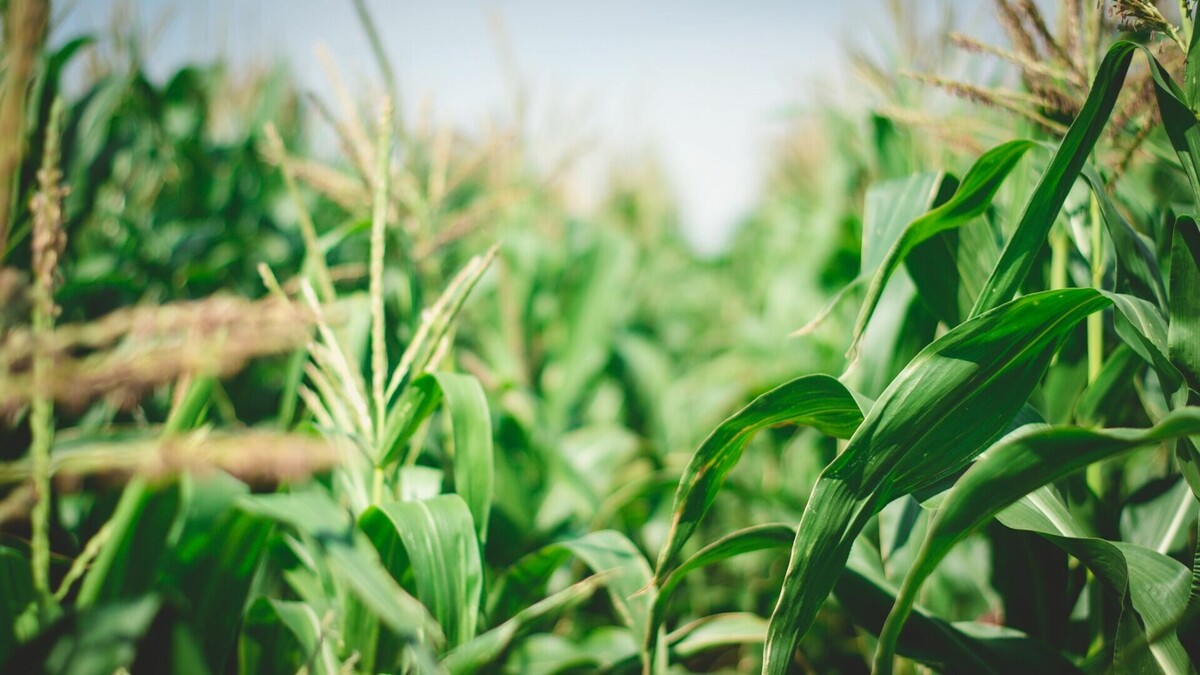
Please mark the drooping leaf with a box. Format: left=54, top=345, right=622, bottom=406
left=1105, top=291, right=1185, bottom=396
left=837, top=547, right=1082, bottom=675
left=849, top=141, right=1034, bottom=351
left=1079, top=165, right=1169, bottom=310
left=649, top=524, right=793, bottom=650
left=873, top=408, right=1200, bottom=674
left=667, top=613, right=767, bottom=660
left=762, top=289, right=1109, bottom=674
left=653, top=375, right=863, bottom=581
left=442, top=577, right=601, bottom=674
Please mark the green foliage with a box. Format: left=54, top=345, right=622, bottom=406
left=5, top=2, right=1200, bottom=674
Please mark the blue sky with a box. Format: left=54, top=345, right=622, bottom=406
left=57, top=1, right=990, bottom=252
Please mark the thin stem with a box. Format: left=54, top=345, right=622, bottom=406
left=1087, top=192, right=1104, bottom=383
left=1050, top=228, right=1069, bottom=366
left=1087, top=193, right=1104, bottom=496
left=351, top=0, right=406, bottom=144
left=29, top=310, right=52, bottom=606
left=371, top=466, right=386, bottom=506
left=370, top=99, right=394, bottom=450
left=29, top=94, right=66, bottom=610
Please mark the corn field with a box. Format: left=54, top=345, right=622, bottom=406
left=2, top=0, right=1200, bottom=673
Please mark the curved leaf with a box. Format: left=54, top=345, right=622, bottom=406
left=489, top=529, right=658, bottom=669
left=873, top=408, right=1200, bottom=674
left=1104, top=291, right=1185, bottom=396
left=762, top=288, right=1109, bottom=674
left=837, top=551, right=1082, bottom=675
left=1078, top=165, right=1168, bottom=310
left=653, top=374, right=864, bottom=581
left=238, top=492, right=443, bottom=645
left=649, top=524, right=793, bottom=659
left=360, top=495, right=482, bottom=648
left=971, top=42, right=1138, bottom=315
left=849, top=141, right=1035, bottom=353
left=240, top=598, right=338, bottom=675
left=382, top=371, right=493, bottom=542
left=442, top=577, right=601, bottom=675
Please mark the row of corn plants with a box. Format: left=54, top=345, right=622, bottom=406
left=650, top=2, right=1200, bottom=673
left=1, top=0, right=860, bottom=671
left=10, top=0, right=1200, bottom=672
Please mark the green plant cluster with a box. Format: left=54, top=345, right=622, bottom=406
left=3, top=1, right=1200, bottom=674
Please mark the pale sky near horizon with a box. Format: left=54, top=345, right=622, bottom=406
left=56, top=1, right=991, bottom=253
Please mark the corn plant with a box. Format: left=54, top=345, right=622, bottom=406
left=652, top=5, right=1200, bottom=674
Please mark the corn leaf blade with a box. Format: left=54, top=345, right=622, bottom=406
left=360, top=494, right=483, bottom=649
left=763, top=288, right=1109, bottom=673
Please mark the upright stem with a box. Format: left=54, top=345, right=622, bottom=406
left=29, top=96, right=66, bottom=610
left=1049, top=228, right=1069, bottom=366
left=1087, top=193, right=1104, bottom=383
left=29, top=304, right=52, bottom=606
left=1087, top=193, right=1104, bottom=498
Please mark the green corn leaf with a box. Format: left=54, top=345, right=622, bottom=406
left=1075, top=344, right=1141, bottom=425
left=667, top=613, right=767, bottom=660
left=975, top=41, right=1198, bottom=316
left=442, top=576, right=601, bottom=674
left=381, top=371, right=493, bottom=541
left=384, top=246, right=497, bottom=405
left=74, top=483, right=182, bottom=609
left=652, top=374, right=864, bottom=582
left=240, top=598, right=338, bottom=675
left=165, top=473, right=272, bottom=672
left=836, top=549, right=1082, bottom=675
left=987, top=494, right=1189, bottom=675
left=762, top=288, right=1109, bottom=674
left=972, top=43, right=1137, bottom=316
left=643, top=522, right=1076, bottom=675
left=1149, top=49, right=1200, bottom=205
left=904, top=208, right=1002, bottom=327
left=849, top=141, right=1034, bottom=352
left=1105, top=291, right=1185, bottom=396
left=360, top=495, right=483, bottom=648
left=488, top=529, right=659, bottom=671
left=861, top=172, right=947, bottom=276
left=77, top=377, right=212, bottom=608
left=649, top=523, right=793, bottom=652
left=0, top=547, right=34, bottom=665
left=872, top=408, right=1200, bottom=674
left=1169, top=215, right=1200, bottom=391
left=1121, top=478, right=1197, bottom=555
left=1079, top=165, right=1169, bottom=310
left=238, top=491, right=443, bottom=646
